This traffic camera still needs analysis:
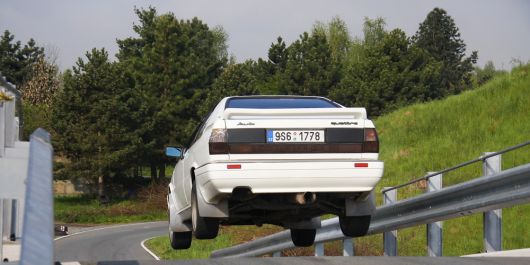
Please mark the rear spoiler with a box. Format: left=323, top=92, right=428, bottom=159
left=223, top=108, right=367, bottom=120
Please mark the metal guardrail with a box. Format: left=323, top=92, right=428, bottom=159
left=211, top=144, right=530, bottom=258
left=0, top=72, right=23, bottom=140
left=1, top=74, right=27, bottom=262
left=19, top=129, right=54, bottom=265
left=381, top=141, right=530, bottom=193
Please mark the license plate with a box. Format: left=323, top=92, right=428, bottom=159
left=266, top=130, right=325, bottom=143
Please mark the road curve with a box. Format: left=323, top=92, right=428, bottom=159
left=54, top=221, right=167, bottom=262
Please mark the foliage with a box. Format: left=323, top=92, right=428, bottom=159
left=55, top=195, right=166, bottom=224
left=146, top=233, right=233, bottom=259
left=474, top=61, right=505, bottom=86
left=313, top=16, right=352, bottom=66
left=412, top=7, right=478, bottom=98
left=116, top=7, right=228, bottom=179
left=330, top=20, right=441, bottom=116
left=280, top=31, right=339, bottom=96
left=0, top=30, right=44, bottom=86
left=52, top=48, right=140, bottom=190
left=20, top=55, right=60, bottom=105
left=199, top=61, right=260, bottom=116
left=22, top=103, right=53, bottom=139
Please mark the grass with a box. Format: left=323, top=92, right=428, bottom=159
left=55, top=196, right=166, bottom=224
left=368, top=64, right=530, bottom=256
left=146, top=229, right=233, bottom=259
left=145, top=225, right=288, bottom=259
left=55, top=182, right=168, bottom=224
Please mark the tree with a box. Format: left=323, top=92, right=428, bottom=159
left=412, top=8, right=478, bottom=97
left=475, top=61, right=504, bottom=86
left=313, top=17, right=352, bottom=66
left=117, top=7, right=228, bottom=180
left=362, top=17, right=387, bottom=47
left=20, top=55, right=61, bottom=139
left=199, top=61, right=260, bottom=116
left=52, top=48, right=139, bottom=196
left=20, top=55, right=60, bottom=105
left=0, top=30, right=44, bottom=86
left=259, top=31, right=339, bottom=96
left=332, top=29, right=441, bottom=116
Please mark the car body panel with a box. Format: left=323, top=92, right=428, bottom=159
left=195, top=161, right=383, bottom=203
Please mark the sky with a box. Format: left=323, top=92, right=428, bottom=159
left=1, top=0, right=529, bottom=70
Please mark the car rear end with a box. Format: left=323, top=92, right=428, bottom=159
left=195, top=96, right=384, bottom=207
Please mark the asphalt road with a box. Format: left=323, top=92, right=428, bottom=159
left=54, top=221, right=167, bottom=262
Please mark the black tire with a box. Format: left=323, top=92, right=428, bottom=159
left=169, top=230, right=192, bottom=249
left=290, top=228, right=316, bottom=247
left=339, top=215, right=371, bottom=237
left=191, top=183, right=219, bottom=239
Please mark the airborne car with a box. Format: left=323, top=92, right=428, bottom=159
left=166, top=96, right=383, bottom=249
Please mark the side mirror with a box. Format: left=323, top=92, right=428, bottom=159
left=166, top=147, right=182, bottom=158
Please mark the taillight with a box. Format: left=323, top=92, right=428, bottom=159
left=209, top=129, right=229, bottom=154
left=363, top=128, right=379, bottom=153
left=227, top=164, right=241, bottom=169
left=354, top=162, right=369, bottom=168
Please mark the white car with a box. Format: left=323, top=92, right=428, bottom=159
left=166, top=96, right=384, bottom=249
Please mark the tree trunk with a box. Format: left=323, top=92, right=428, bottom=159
left=158, top=164, right=166, bottom=179
left=150, top=163, right=158, bottom=182
left=98, top=175, right=104, bottom=197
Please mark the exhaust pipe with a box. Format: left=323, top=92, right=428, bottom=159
left=232, top=187, right=256, bottom=201
left=291, top=192, right=316, bottom=205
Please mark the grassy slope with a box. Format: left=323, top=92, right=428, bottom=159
left=149, top=65, right=530, bottom=257
left=356, top=64, right=530, bottom=256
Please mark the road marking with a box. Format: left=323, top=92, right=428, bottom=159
left=54, top=221, right=165, bottom=241
left=60, top=262, right=82, bottom=265
left=141, top=237, right=161, bottom=260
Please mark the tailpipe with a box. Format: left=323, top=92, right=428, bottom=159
left=290, top=192, right=317, bottom=205
left=231, top=187, right=256, bottom=201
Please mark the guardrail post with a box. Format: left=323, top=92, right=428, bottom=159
left=427, top=172, right=443, bottom=257
left=314, top=242, right=324, bottom=256
left=483, top=152, right=502, bottom=252
left=4, top=98, right=15, bottom=148
left=0, top=199, right=4, bottom=261
left=0, top=100, right=5, bottom=157
left=342, top=238, right=354, bottom=256
left=383, top=187, right=397, bottom=256
left=10, top=199, right=17, bottom=241
left=19, top=129, right=54, bottom=265
left=272, top=251, right=281, bottom=257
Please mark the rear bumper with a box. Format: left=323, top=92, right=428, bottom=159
left=194, top=161, right=384, bottom=203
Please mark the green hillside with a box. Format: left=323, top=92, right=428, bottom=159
left=361, top=64, right=530, bottom=256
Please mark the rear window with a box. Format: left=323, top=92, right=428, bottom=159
left=226, top=97, right=340, bottom=109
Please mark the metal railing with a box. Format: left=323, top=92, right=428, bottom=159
left=211, top=142, right=530, bottom=258
left=19, top=129, right=54, bottom=265
left=0, top=74, right=28, bottom=262
left=0, top=73, right=23, bottom=141
left=381, top=141, right=530, bottom=193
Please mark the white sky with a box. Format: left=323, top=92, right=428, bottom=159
left=1, top=0, right=529, bottom=70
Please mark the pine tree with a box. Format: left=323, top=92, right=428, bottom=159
left=116, top=7, right=227, bottom=179
left=0, top=30, right=44, bottom=86
left=52, top=48, right=139, bottom=195
left=412, top=8, right=478, bottom=97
